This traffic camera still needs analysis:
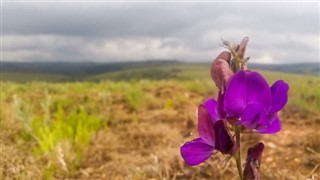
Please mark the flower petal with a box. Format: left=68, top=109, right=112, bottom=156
left=270, top=80, right=289, bottom=113
left=198, top=104, right=215, bottom=146
left=214, top=120, right=238, bottom=155
left=255, top=114, right=281, bottom=134
left=203, top=98, right=219, bottom=122
left=180, top=138, right=214, bottom=166
left=238, top=103, right=269, bottom=130
left=224, top=71, right=272, bottom=118
left=217, top=91, right=226, bottom=119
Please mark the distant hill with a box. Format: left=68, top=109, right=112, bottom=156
left=1, top=60, right=179, bottom=77
left=249, top=63, right=319, bottom=75
left=1, top=61, right=318, bottom=82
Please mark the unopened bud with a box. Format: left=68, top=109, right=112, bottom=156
left=243, top=142, right=265, bottom=180
left=222, top=37, right=250, bottom=72
left=211, top=51, right=233, bottom=93
left=237, top=37, right=249, bottom=59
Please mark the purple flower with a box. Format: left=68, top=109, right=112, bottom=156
left=223, top=70, right=289, bottom=134
left=180, top=99, right=238, bottom=166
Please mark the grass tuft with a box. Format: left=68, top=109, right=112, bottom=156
left=11, top=95, right=105, bottom=178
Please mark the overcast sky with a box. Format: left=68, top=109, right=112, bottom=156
left=2, top=2, right=319, bottom=64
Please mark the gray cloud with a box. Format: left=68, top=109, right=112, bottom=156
left=2, top=2, right=319, bottom=63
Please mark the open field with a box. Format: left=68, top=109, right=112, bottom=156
left=1, top=65, right=320, bottom=179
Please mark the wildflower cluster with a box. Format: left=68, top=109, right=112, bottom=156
left=180, top=37, right=289, bottom=179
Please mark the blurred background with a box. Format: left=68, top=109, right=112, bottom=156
left=1, top=2, right=319, bottom=179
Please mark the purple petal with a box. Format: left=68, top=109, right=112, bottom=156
left=270, top=80, right=289, bottom=113
left=224, top=70, right=272, bottom=118
left=255, top=114, right=281, bottom=134
left=239, top=103, right=269, bottom=130
left=198, top=105, right=215, bottom=146
left=180, top=138, right=214, bottom=166
left=214, top=120, right=238, bottom=155
left=217, top=91, right=226, bottom=119
left=203, top=98, right=219, bottom=122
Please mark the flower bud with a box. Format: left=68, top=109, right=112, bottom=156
left=222, top=37, right=250, bottom=72
left=235, top=37, right=249, bottom=71
left=211, top=51, right=233, bottom=93
left=237, top=37, right=249, bottom=60
left=243, top=142, right=265, bottom=180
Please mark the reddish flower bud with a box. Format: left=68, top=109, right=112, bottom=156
left=211, top=51, right=233, bottom=93
left=243, top=142, right=265, bottom=180
left=237, top=37, right=249, bottom=60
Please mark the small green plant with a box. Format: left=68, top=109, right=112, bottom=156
left=32, top=104, right=102, bottom=155
left=12, top=95, right=105, bottom=177
left=124, top=83, right=144, bottom=111
left=163, top=99, right=174, bottom=110
left=183, top=80, right=214, bottom=94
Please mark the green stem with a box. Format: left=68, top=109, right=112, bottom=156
left=234, top=124, right=243, bottom=179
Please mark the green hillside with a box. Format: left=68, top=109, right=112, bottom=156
left=1, top=61, right=319, bottom=83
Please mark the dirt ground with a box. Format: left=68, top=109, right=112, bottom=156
left=77, top=111, right=320, bottom=180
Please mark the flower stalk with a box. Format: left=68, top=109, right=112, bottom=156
left=234, top=124, right=243, bottom=180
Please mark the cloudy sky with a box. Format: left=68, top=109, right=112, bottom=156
left=2, top=2, right=319, bottom=64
